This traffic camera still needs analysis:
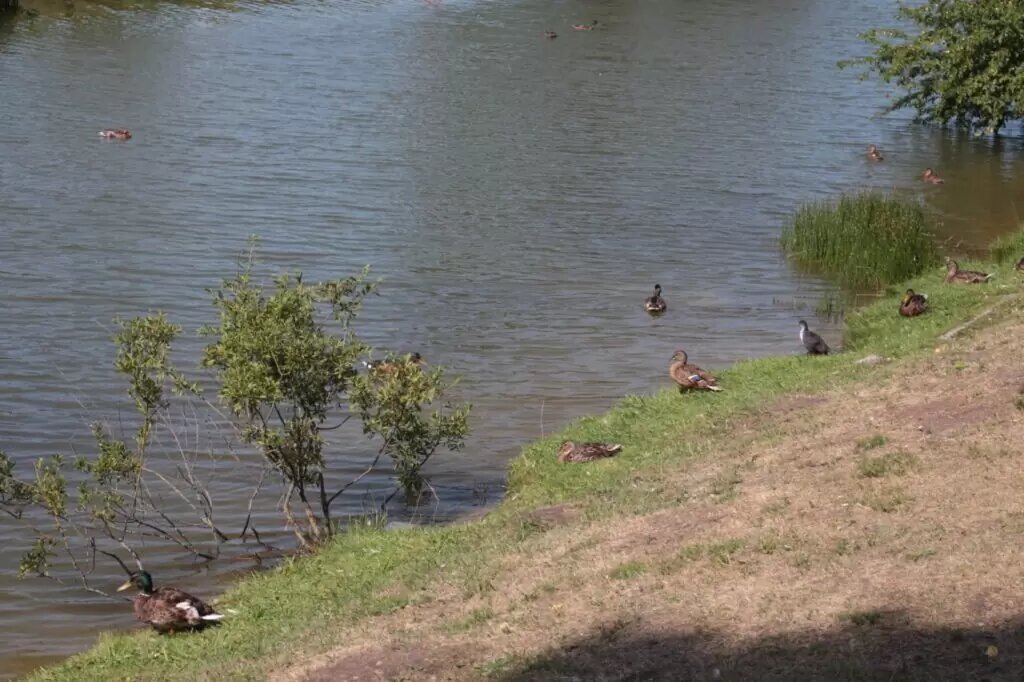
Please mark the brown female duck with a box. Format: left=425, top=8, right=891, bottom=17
left=543, top=30, right=557, bottom=39
left=557, top=440, right=622, bottom=463
left=644, top=284, right=667, bottom=314
left=99, top=129, right=132, bottom=140
left=366, top=352, right=424, bottom=378
left=669, top=349, right=721, bottom=391
left=1015, top=257, right=1024, bottom=273
left=572, top=20, right=598, bottom=31
left=944, top=258, right=991, bottom=284
left=922, top=168, right=944, bottom=184
left=117, top=571, right=223, bottom=634
left=866, top=144, right=883, bottom=161
left=899, top=289, right=928, bottom=317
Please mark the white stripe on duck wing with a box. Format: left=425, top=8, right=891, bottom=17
left=669, top=349, right=722, bottom=391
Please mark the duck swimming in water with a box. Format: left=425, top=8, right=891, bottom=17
left=899, top=289, right=928, bottom=317
left=644, top=284, right=667, bottom=314
left=98, top=129, right=132, bottom=140
left=669, top=349, right=722, bottom=392
left=365, top=352, right=424, bottom=378
left=867, top=144, right=883, bottom=161
left=557, top=440, right=622, bottom=463
left=798, top=320, right=830, bottom=355
left=922, top=168, right=944, bottom=184
left=572, top=20, right=598, bottom=31
left=543, top=30, right=557, bottom=39
left=944, top=257, right=992, bottom=284
left=117, top=571, right=223, bottom=634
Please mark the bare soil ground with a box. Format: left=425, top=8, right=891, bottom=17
left=275, top=315, right=1024, bottom=682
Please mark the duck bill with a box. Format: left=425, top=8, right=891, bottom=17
left=116, top=579, right=133, bottom=592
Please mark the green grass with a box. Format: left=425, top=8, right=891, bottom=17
left=857, top=452, right=916, bottom=478
left=28, top=237, right=1021, bottom=681
left=842, top=609, right=885, bottom=626
left=862, top=486, right=911, bottom=513
left=780, top=192, right=939, bottom=288
left=990, top=227, right=1024, bottom=265
left=608, top=561, right=647, bottom=580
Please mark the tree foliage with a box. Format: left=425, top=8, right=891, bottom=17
left=844, top=0, right=1024, bottom=134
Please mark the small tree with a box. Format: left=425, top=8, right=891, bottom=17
left=1, top=241, right=472, bottom=590
left=200, top=245, right=470, bottom=546
left=843, top=0, right=1024, bottom=135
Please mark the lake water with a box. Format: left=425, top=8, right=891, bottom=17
left=3, top=0, right=1024, bottom=676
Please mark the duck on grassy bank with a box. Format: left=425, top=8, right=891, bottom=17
left=798, top=320, right=830, bottom=355
left=117, top=571, right=223, bottom=634
left=644, top=284, right=667, bottom=314
left=557, top=440, right=622, bottom=463
left=922, top=168, right=944, bottom=184
left=899, top=289, right=928, bottom=317
left=944, top=258, right=992, bottom=284
left=669, top=349, right=721, bottom=391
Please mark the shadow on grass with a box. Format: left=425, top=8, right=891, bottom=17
left=495, top=610, right=1023, bottom=681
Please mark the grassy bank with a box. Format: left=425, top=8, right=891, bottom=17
left=29, top=251, right=1022, bottom=681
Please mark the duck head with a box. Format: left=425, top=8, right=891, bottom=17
left=798, top=320, right=809, bottom=331
left=867, top=144, right=877, bottom=152
left=945, top=257, right=958, bottom=274
left=117, top=570, right=154, bottom=595
left=670, top=349, right=688, bottom=364
left=902, top=289, right=915, bottom=305
left=653, top=284, right=662, bottom=296
left=923, top=168, right=936, bottom=179
left=557, top=441, right=575, bottom=462
left=410, top=352, right=423, bottom=364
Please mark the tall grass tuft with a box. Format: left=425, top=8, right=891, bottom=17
left=780, top=192, right=938, bottom=288
left=989, top=225, right=1024, bottom=264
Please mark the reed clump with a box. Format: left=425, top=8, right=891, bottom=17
left=989, top=224, right=1024, bottom=264
left=780, top=192, right=938, bottom=288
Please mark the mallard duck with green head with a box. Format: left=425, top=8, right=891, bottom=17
left=899, top=289, right=928, bottom=317
left=644, top=284, right=667, bottom=314
left=557, top=440, right=622, bottom=463
left=669, top=349, right=721, bottom=391
left=944, top=257, right=992, bottom=284
left=117, top=571, right=223, bottom=634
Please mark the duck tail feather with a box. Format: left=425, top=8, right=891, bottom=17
left=608, top=444, right=623, bottom=454
left=707, top=385, right=723, bottom=392
left=202, top=613, right=226, bottom=621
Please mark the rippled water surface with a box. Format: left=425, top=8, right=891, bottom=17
left=3, top=0, right=1024, bottom=676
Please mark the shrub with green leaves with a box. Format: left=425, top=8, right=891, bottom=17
left=843, top=0, right=1024, bottom=135
left=0, top=240, right=471, bottom=587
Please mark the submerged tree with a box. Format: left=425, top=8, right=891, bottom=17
left=0, top=240, right=472, bottom=586
left=843, top=0, right=1024, bottom=135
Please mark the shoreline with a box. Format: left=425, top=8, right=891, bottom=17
left=25, top=250, right=1023, bottom=681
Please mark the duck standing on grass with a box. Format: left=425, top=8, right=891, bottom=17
left=117, top=571, right=223, bottom=634
left=798, top=320, right=830, bottom=355
left=644, top=284, right=667, bottom=314
left=922, top=168, right=944, bottom=184
left=899, top=289, right=928, bottom=317
left=558, top=440, right=622, bottom=463
left=944, top=257, right=992, bottom=284
left=669, top=349, right=722, bottom=391
left=867, top=144, right=883, bottom=161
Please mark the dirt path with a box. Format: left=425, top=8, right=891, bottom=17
left=275, top=312, right=1024, bottom=681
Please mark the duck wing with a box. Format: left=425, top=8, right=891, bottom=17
left=148, top=587, right=220, bottom=627
left=671, top=361, right=722, bottom=391
left=803, top=331, right=830, bottom=355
